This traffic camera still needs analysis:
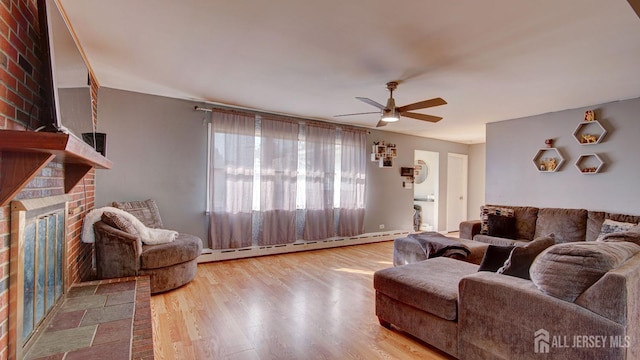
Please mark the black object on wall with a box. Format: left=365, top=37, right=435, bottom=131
left=82, top=132, right=107, bottom=157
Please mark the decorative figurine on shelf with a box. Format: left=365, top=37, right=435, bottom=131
left=581, top=134, right=598, bottom=144
left=545, top=138, right=553, bottom=148
left=542, top=157, right=557, bottom=171
left=540, top=163, right=546, bottom=171
left=584, top=110, right=595, bottom=122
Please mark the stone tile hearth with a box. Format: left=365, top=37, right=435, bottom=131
left=24, top=276, right=153, bottom=360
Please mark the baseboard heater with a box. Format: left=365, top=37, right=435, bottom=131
left=197, top=230, right=410, bottom=263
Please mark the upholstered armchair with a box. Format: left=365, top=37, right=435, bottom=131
left=93, top=199, right=203, bottom=294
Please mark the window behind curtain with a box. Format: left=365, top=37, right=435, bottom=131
left=209, top=111, right=256, bottom=249
left=303, top=123, right=336, bottom=240
left=338, top=128, right=367, bottom=236
left=208, top=110, right=367, bottom=249
left=258, top=117, right=299, bottom=245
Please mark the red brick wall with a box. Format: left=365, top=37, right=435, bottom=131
left=1, top=1, right=96, bottom=358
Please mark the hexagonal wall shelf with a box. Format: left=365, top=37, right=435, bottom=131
left=532, top=148, right=565, bottom=172
left=573, top=120, right=607, bottom=145
left=575, top=154, right=604, bottom=174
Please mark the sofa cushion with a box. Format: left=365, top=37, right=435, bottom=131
left=530, top=241, right=640, bottom=302
left=595, top=219, right=637, bottom=241
left=112, top=199, right=164, bottom=229
left=478, top=245, right=514, bottom=272
left=101, top=211, right=138, bottom=235
left=498, top=234, right=555, bottom=279
left=487, top=214, right=517, bottom=239
left=373, top=257, right=478, bottom=321
left=480, top=206, right=514, bottom=235
left=534, top=208, right=588, bottom=243
left=140, top=233, right=203, bottom=270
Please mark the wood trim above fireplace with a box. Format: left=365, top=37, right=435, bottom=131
left=0, top=130, right=113, bottom=207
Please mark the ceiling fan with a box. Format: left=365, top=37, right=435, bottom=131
left=335, top=81, right=447, bottom=127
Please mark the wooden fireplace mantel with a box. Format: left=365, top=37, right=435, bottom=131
left=0, top=130, right=112, bottom=206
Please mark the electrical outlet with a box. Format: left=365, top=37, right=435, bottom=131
left=379, top=224, right=385, bottom=229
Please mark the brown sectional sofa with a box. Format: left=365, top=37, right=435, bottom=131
left=460, top=205, right=640, bottom=244
left=374, top=205, right=640, bottom=359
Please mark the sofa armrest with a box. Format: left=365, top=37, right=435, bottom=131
left=458, top=272, right=626, bottom=360
left=459, top=220, right=481, bottom=240
left=93, top=221, right=143, bottom=279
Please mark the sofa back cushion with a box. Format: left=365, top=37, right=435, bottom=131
left=534, top=208, right=588, bottom=243
left=530, top=241, right=640, bottom=303
left=485, top=205, right=539, bottom=240
left=587, top=211, right=640, bottom=242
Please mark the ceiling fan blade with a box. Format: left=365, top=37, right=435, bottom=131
left=397, top=97, right=447, bottom=112
left=629, top=0, right=640, bottom=19
left=376, top=120, right=388, bottom=127
left=356, top=97, right=386, bottom=110
left=334, top=111, right=380, bottom=117
left=401, top=112, right=443, bottom=123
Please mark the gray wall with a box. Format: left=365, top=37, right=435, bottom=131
left=96, top=88, right=484, bottom=243
left=486, top=97, right=640, bottom=214
left=365, top=130, right=471, bottom=232
left=467, top=143, right=486, bottom=219
left=95, top=88, right=209, bottom=240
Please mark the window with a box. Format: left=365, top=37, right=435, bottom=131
left=208, top=110, right=366, bottom=249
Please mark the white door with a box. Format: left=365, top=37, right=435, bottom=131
left=446, top=153, right=468, bottom=232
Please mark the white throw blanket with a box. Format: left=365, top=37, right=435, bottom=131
left=82, top=206, right=178, bottom=245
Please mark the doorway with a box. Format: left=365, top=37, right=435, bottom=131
left=413, top=150, right=439, bottom=232
left=446, top=153, right=468, bottom=232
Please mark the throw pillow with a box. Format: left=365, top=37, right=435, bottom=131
left=497, top=234, right=555, bottom=280
left=480, top=206, right=515, bottom=235
left=530, top=241, right=640, bottom=302
left=601, top=227, right=640, bottom=246
left=630, top=223, right=640, bottom=233
left=112, top=199, right=164, bottom=228
left=478, top=245, right=515, bottom=272
left=487, top=214, right=517, bottom=239
left=101, top=211, right=138, bottom=235
left=595, top=219, right=637, bottom=242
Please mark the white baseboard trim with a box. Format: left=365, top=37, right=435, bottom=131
left=197, top=230, right=411, bottom=263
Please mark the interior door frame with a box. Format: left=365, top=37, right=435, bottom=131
left=446, top=152, right=468, bottom=232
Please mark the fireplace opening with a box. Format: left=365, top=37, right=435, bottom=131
left=9, top=195, right=70, bottom=359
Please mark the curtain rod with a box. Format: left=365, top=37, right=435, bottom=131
left=194, top=105, right=371, bottom=134
left=194, top=106, right=212, bottom=113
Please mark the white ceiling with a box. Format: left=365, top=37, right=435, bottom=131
left=56, top=0, right=640, bottom=144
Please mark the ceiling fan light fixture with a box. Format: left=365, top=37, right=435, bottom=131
left=381, top=109, right=400, bottom=122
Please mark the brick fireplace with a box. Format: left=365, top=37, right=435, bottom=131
left=1, top=2, right=98, bottom=359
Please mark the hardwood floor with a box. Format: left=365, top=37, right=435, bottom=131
left=151, top=241, right=453, bottom=360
